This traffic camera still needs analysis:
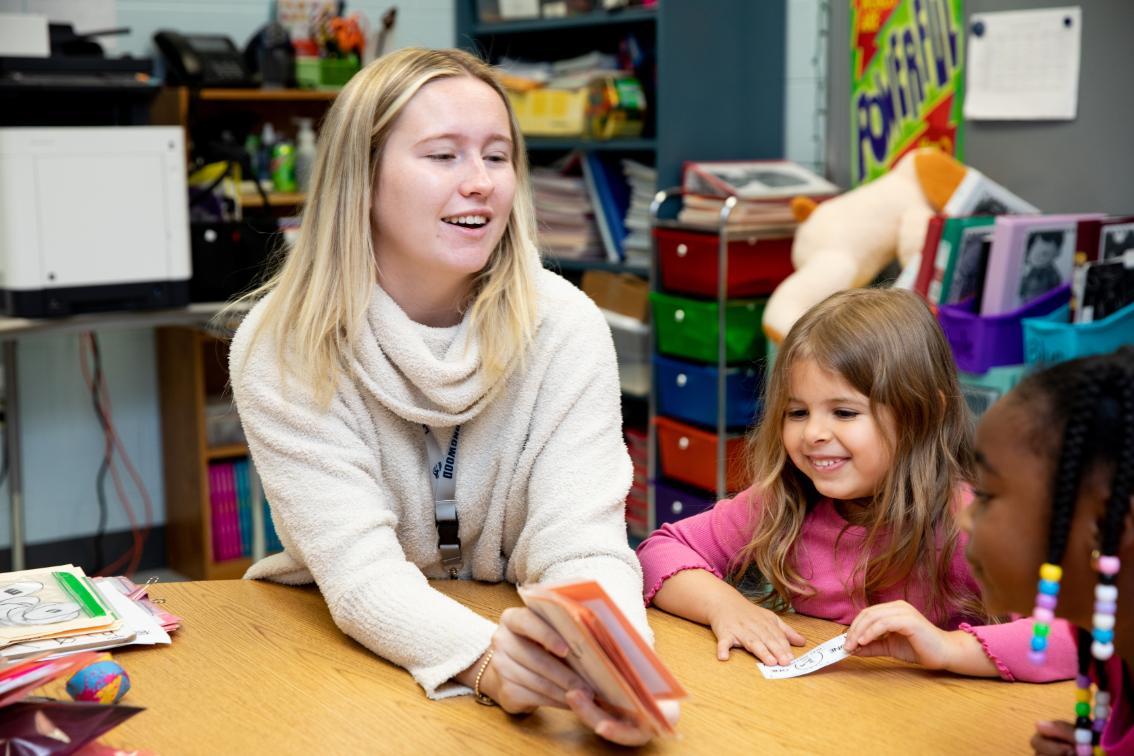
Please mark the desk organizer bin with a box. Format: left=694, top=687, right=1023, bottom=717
left=654, top=227, right=794, bottom=298
left=651, top=292, right=766, bottom=364
left=654, top=416, right=748, bottom=495
left=654, top=355, right=761, bottom=429
left=1023, top=299, right=1134, bottom=366
left=937, top=285, right=1070, bottom=374
left=957, top=364, right=1027, bottom=417
left=653, top=480, right=716, bottom=528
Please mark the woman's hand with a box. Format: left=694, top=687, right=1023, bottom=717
left=707, top=593, right=806, bottom=665
left=845, top=599, right=1000, bottom=677
left=475, top=607, right=655, bottom=746
left=1030, top=720, right=1076, bottom=755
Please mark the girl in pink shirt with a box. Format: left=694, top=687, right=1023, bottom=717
left=965, top=348, right=1134, bottom=754
left=637, top=288, right=1075, bottom=683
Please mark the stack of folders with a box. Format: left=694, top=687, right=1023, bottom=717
left=519, top=580, right=687, bottom=738
left=0, top=566, right=180, bottom=662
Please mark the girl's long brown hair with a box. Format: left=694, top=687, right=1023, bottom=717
left=734, top=288, right=984, bottom=624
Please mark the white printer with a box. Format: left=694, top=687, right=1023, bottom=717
left=0, top=126, right=191, bottom=317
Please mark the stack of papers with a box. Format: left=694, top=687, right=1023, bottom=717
left=0, top=566, right=179, bottom=662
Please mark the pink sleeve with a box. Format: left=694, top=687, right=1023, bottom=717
left=635, top=486, right=759, bottom=605
left=946, top=509, right=1076, bottom=683
left=960, top=617, right=1077, bottom=683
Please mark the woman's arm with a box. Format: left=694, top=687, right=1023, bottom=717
left=230, top=312, right=495, bottom=699
left=506, top=284, right=649, bottom=638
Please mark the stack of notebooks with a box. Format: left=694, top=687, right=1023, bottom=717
left=0, top=565, right=180, bottom=662
left=677, top=159, right=837, bottom=228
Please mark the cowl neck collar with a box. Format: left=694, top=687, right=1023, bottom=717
left=348, top=283, right=498, bottom=427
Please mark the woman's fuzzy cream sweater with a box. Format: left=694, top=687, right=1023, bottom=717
left=230, top=270, right=647, bottom=698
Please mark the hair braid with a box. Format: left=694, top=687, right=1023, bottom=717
left=1046, top=370, right=1103, bottom=565
left=1099, top=362, right=1134, bottom=556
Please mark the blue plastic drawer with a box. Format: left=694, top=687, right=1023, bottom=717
left=654, top=481, right=715, bottom=527
left=654, top=355, right=761, bottom=430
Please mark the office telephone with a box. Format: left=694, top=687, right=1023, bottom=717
left=153, top=30, right=255, bottom=87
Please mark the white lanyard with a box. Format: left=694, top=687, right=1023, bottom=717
left=424, top=425, right=461, bottom=578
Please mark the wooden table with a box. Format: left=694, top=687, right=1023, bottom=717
left=74, top=580, right=1070, bottom=754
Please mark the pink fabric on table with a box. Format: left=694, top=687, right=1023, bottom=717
left=636, top=484, right=1076, bottom=683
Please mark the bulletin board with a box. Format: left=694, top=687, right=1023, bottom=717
left=828, top=0, right=1134, bottom=214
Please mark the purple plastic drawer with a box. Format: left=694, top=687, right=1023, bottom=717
left=653, top=481, right=715, bottom=527
left=937, top=285, right=1070, bottom=374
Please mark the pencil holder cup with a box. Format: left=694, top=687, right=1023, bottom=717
left=937, top=285, right=1070, bottom=373
left=1023, top=299, right=1134, bottom=366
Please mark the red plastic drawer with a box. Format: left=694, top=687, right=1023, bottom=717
left=655, top=227, right=794, bottom=298
left=654, top=416, right=748, bottom=494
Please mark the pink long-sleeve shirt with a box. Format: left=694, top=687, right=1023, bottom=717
left=637, top=486, right=1076, bottom=683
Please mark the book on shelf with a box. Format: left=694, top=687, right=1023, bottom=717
left=682, top=159, right=839, bottom=201
left=532, top=165, right=604, bottom=261
left=519, top=580, right=686, bottom=737
left=581, top=152, right=631, bottom=262
left=911, top=215, right=946, bottom=299
left=933, top=216, right=996, bottom=307
left=942, top=167, right=1039, bottom=216
left=1074, top=216, right=1134, bottom=264
left=620, top=158, right=657, bottom=267
left=676, top=194, right=799, bottom=228
left=981, top=213, right=1104, bottom=316
left=1074, top=251, right=1134, bottom=324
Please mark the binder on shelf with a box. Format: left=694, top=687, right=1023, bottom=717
left=581, top=152, right=630, bottom=262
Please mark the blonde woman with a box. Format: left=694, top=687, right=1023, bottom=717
left=229, top=48, right=653, bottom=745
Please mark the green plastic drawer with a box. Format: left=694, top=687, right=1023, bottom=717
left=650, top=291, right=766, bottom=364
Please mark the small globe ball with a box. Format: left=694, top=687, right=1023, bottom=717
left=65, top=659, right=131, bottom=704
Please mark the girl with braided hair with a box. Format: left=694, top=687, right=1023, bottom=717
left=965, top=346, right=1134, bottom=754
left=639, top=288, right=1076, bottom=682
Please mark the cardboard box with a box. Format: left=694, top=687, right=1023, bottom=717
left=581, top=270, right=648, bottom=322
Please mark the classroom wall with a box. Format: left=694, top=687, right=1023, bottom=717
left=826, top=0, right=1134, bottom=212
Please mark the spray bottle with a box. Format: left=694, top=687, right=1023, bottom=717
left=294, top=118, right=317, bottom=193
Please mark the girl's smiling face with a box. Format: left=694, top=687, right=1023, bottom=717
left=781, top=358, right=895, bottom=502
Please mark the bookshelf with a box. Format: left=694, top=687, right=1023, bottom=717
left=156, top=326, right=261, bottom=581
left=455, top=0, right=787, bottom=188
left=458, top=1, right=786, bottom=537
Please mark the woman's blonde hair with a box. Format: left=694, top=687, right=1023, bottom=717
left=734, top=288, right=983, bottom=624
left=231, top=47, right=539, bottom=403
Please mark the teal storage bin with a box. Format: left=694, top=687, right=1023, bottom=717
left=957, top=364, right=1027, bottom=417
left=651, top=291, right=766, bottom=364
left=1023, top=300, right=1134, bottom=366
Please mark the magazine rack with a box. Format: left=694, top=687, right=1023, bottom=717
left=645, top=188, right=794, bottom=527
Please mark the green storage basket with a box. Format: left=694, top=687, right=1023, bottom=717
left=296, top=56, right=360, bottom=90
left=650, top=291, right=766, bottom=364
